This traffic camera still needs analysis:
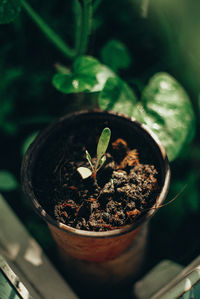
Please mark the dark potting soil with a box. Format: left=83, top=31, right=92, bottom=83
left=52, top=137, right=159, bottom=231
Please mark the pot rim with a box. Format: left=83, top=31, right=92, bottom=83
left=21, top=109, right=170, bottom=239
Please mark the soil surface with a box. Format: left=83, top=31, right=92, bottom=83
left=53, top=137, right=160, bottom=231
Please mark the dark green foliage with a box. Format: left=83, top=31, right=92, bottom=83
left=21, top=131, right=38, bottom=156
left=52, top=56, right=115, bottom=93
left=100, top=39, right=132, bottom=72
left=134, top=73, right=195, bottom=161
left=99, top=77, right=137, bottom=115
left=0, top=170, right=18, bottom=191
left=0, top=67, right=23, bottom=134
left=0, top=0, right=21, bottom=24
left=99, top=73, right=195, bottom=161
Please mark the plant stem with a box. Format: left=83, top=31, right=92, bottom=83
left=77, top=0, right=93, bottom=56
left=21, top=0, right=76, bottom=59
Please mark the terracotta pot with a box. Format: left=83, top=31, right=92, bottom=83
left=21, top=110, right=170, bottom=294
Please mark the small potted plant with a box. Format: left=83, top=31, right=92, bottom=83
left=21, top=110, right=170, bottom=297
left=0, top=1, right=195, bottom=297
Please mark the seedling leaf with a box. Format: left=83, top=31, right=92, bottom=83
left=86, top=150, right=93, bottom=170
left=78, top=127, right=111, bottom=180
left=96, top=127, right=111, bottom=166
left=77, top=167, right=92, bottom=179
left=97, top=155, right=106, bottom=171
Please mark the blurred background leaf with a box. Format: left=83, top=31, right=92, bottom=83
left=0, top=170, right=18, bottom=191
left=100, top=39, right=132, bottom=72
left=21, top=131, right=38, bottom=155
left=0, top=66, right=23, bottom=135
left=0, top=0, right=21, bottom=24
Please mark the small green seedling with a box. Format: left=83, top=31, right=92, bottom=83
left=77, top=127, right=111, bottom=180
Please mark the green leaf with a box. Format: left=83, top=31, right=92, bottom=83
left=21, top=131, right=38, bottom=156
left=97, top=155, right=106, bottom=171
left=52, top=73, right=97, bottom=94
left=0, top=171, right=18, bottom=191
left=0, top=98, right=14, bottom=121
left=0, top=67, right=22, bottom=135
left=134, top=73, right=195, bottom=161
left=101, top=39, right=132, bottom=72
left=52, top=56, right=115, bottom=94
left=85, top=150, right=93, bottom=170
left=99, top=72, right=195, bottom=161
left=0, top=67, right=22, bottom=92
left=0, top=0, right=21, bottom=24
left=1, top=121, right=17, bottom=135
left=96, top=127, right=111, bottom=164
left=99, top=77, right=138, bottom=115
left=0, top=98, right=18, bottom=135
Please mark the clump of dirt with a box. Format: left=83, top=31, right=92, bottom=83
left=53, top=137, right=159, bottom=231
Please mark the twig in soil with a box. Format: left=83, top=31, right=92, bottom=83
left=54, top=153, right=65, bottom=174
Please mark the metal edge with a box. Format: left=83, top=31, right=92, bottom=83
left=0, top=255, right=32, bottom=299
